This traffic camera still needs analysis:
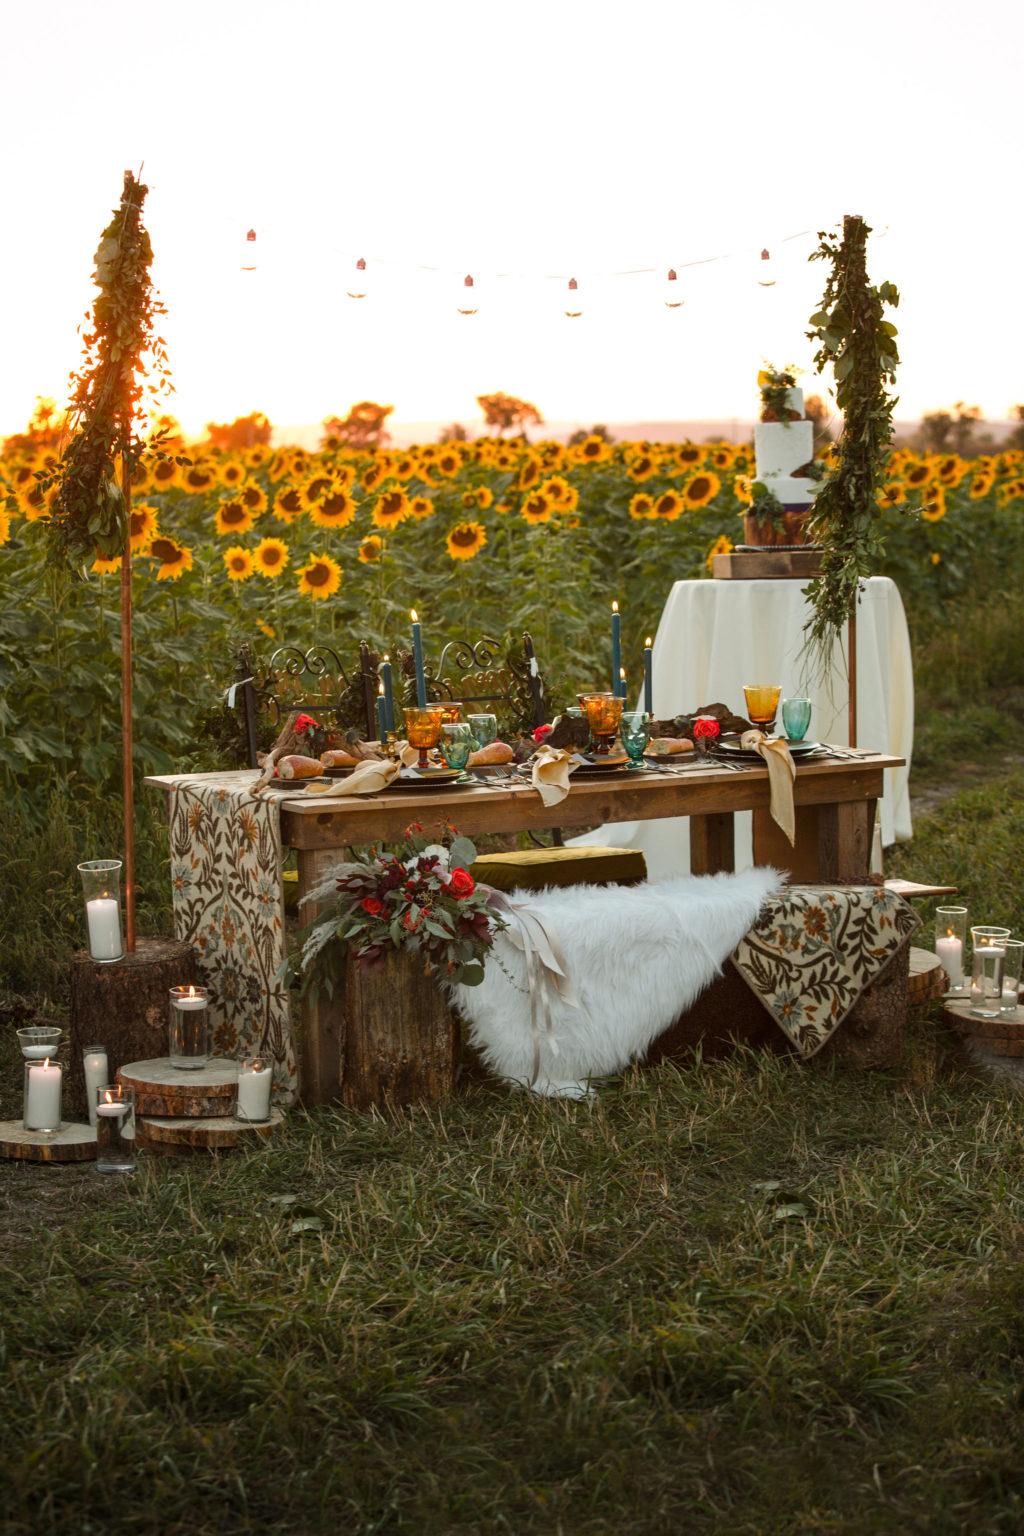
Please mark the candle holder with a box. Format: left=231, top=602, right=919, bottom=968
left=236, top=1054, right=273, bottom=1124
left=94, top=1084, right=136, bottom=1173
left=935, top=906, right=967, bottom=995
left=1001, top=938, right=1023, bottom=1014
left=580, top=693, right=623, bottom=756
left=404, top=706, right=443, bottom=770
left=970, top=926, right=1010, bottom=1019
left=168, top=985, right=210, bottom=1070
left=77, top=860, right=124, bottom=964
left=16, top=1025, right=63, bottom=1061
left=83, top=1044, right=109, bottom=1128
left=23, top=1056, right=62, bottom=1133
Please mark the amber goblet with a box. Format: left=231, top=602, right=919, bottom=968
left=404, top=706, right=443, bottom=770
left=742, top=684, right=782, bottom=736
left=580, top=692, right=624, bottom=756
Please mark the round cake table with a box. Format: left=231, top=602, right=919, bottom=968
left=571, top=574, right=914, bottom=880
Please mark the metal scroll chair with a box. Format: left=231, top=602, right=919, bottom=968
left=233, top=640, right=382, bottom=768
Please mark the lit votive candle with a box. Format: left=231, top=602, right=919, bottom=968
left=83, top=1046, right=109, bottom=1128
left=935, top=935, right=963, bottom=991
left=86, top=897, right=122, bottom=961
left=237, top=1056, right=273, bottom=1123
left=24, top=1059, right=62, bottom=1133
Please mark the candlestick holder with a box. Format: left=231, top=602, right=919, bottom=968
left=168, top=985, right=210, bottom=1070
left=580, top=693, right=624, bottom=756
left=94, top=1084, right=136, bottom=1173
left=77, top=860, right=124, bottom=964
left=935, top=906, right=967, bottom=995
left=23, top=1056, right=62, bottom=1133
left=236, top=1054, right=273, bottom=1123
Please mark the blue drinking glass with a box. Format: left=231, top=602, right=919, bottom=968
left=781, top=697, right=812, bottom=741
left=619, top=711, right=650, bottom=767
left=440, top=723, right=474, bottom=771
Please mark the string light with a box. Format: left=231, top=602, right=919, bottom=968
left=347, top=257, right=369, bottom=299
left=241, top=229, right=257, bottom=272
left=663, top=268, right=684, bottom=308
left=757, top=247, right=776, bottom=287
left=564, top=277, right=583, bottom=318
left=456, top=274, right=478, bottom=315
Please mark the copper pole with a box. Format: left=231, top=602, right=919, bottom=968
left=121, top=449, right=136, bottom=950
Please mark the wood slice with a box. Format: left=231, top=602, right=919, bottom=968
left=712, top=549, right=823, bottom=581
left=943, top=1000, right=1024, bottom=1042
left=340, top=947, right=458, bottom=1113
left=136, top=1107, right=284, bottom=1152
left=0, top=1121, right=97, bottom=1162
left=908, top=948, right=948, bottom=1008
left=68, top=937, right=198, bottom=1120
left=117, top=1058, right=239, bottom=1118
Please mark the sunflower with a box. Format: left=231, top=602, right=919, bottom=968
left=931, top=551, right=941, bottom=566
left=446, top=521, right=487, bottom=561
left=148, top=536, right=194, bottom=581
left=652, top=491, right=682, bottom=521
left=129, top=503, right=159, bottom=551
left=706, top=534, right=733, bottom=571
left=19, top=481, right=58, bottom=521
left=521, top=490, right=553, bottom=524
left=676, top=442, right=704, bottom=467
left=681, top=472, right=721, bottom=510
left=435, top=449, right=463, bottom=479
left=710, top=446, right=734, bottom=470
left=216, top=497, right=256, bottom=536
left=570, top=435, right=611, bottom=465
left=493, top=448, right=519, bottom=472
left=540, top=475, right=578, bottom=513
left=936, top=455, right=966, bottom=487
left=877, top=481, right=907, bottom=509
left=628, top=493, right=655, bottom=520
left=310, top=486, right=356, bottom=530
left=9, top=462, right=36, bottom=491
left=182, top=462, right=218, bottom=493
left=273, top=486, right=306, bottom=522
left=920, top=487, right=946, bottom=521
left=239, top=481, right=269, bottom=515
left=408, top=495, right=435, bottom=520
left=219, top=458, right=246, bottom=488
left=223, top=546, right=254, bottom=580
left=998, top=478, right=1024, bottom=506
left=372, top=488, right=410, bottom=529
left=297, top=553, right=342, bottom=600
left=903, top=459, right=935, bottom=490
left=361, top=461, right=386, bottom=492
left=969, top=473, right=994, bottom=500
left=462, top=484, right=494, bottom=510
left=301, top=471, right=335, bottom=506
left=253, top=537, right=289, bottom=577
left=626, top=453, right=656, bottom=482
left=516, top=457, right=541, bottom=491
left=149, top=456, right=182, bottom=491
left=358, top=535, right=385, bottom=563
left=0, top=511, right=9, bottom=545
left=732, top=474, right=755, bottom=505
left=392, top=455, right=417, bottom=480
left=90, top=551, right=121, bottom=574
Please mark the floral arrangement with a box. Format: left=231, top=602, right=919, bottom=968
left=290, top=819, right=507, bottom=1001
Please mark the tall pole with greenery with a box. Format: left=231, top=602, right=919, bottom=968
left=48, top=170, right=171, bottom=950
left=804, top=215, right=900, bottom=733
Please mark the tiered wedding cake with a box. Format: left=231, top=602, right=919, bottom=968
left=753, top=385, right=817, bottom=511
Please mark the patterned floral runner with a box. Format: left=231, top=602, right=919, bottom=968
left=165, top=771, right=298, bottom=1098
left=732, top=884, right=920, bottom=1058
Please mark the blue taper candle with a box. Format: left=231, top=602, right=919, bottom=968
left=611, top=601, right=621, bottom=694
left=376, top=685, right=388, bottom=742
left=411, top=610, right=427, bottom=708
left=643, top=637, right=653, bottom=715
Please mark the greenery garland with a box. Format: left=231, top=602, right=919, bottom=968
left=47, top=171, right=170, bottom=567
left=804, top=216, right=900, bottom=669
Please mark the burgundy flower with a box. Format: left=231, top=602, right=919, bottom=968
left=449, top=868, right=475, bottom=899
left=361, top=896, right=383, bottom=916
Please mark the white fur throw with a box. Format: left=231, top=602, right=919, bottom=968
left=452, top=867, right=784, bottom=1097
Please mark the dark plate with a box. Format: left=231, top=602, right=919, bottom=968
left=571, top=755, right=631, bottom=776
left=711, top=738, right=825, bottom=762
left=385, top=770, right=467, bottom=793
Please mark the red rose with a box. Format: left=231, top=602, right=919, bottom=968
left=293, top=713, right=319, bottom=735
left=361, top=896, right=383, bottom=916
left=533, top=723, right=553, bottom=742
left=448, top=868, right=475, bottom=899
left=693, top=716, right=720, bottom=739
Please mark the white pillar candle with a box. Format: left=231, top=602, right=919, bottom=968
left=237, top=1064, right=273, bottom=1121
left=25, top=1061, right=61, bottom=1130
left=83, top=1048, right=109, bottom=1127
left=86, top=897, right=122, bottom=960
left=936, top=936, right=963, bottom=989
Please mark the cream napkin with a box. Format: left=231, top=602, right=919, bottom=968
left=741, top=730, right=796, bottom=845
left=302, top=757, right=402, bottom=796
left=531, top=747, right=578, bottom=807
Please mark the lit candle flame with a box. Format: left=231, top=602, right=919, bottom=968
left=378, top=681, right=385, bottom=696
left=104, top=1089, right=113, bottom=1104
left=411, top=609, right=418, bottom=623
left=645, top=636, right=652, bottom=647
left=612, top=600, right=618, bottom=614
left=188, top=984, right=196, bottom=1000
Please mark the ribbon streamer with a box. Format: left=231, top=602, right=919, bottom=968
left=484, top=889, right=579, bottom=1088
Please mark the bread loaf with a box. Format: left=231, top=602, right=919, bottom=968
left=647, top=737, right=695, bottom=757
left=468, top=740, right=515, bottom=766
left=276, top=754, right=325, bottom=779
left=321, top=748, right=359, bottom=769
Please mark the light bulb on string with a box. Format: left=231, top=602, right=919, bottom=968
left=564, top=277, right=583, bottom=318
left=457, top=274, right=478, bottom=315
left=663, top=268, right=684, bottom=308
left=241, top=228, right=257, bottom=272
left=347, top=257, right=369, bottom=299
left=757, top=247, right=776, bottom=287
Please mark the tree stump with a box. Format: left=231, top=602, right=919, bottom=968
left=0, top=1122, right=97, bottom=1163
left=116, top=1058, right=239, bottom=1118
left=136, top=1108, right=284, bottom=1154
left=68, top=938, right=197, bottom=1119
left=340, top=948, right=458, bottom=1113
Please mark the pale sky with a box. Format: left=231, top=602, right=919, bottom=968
left=2, top=0, right=1021, bottom=440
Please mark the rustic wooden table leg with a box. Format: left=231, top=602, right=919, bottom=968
left=295, top=847, right=347, bottom=1108
left=818, top=798, right=875, bottom=880
left=689, top=812, right=735, bottom=875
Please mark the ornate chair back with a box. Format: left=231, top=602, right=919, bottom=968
left=233, top=641, right=382, bottom=766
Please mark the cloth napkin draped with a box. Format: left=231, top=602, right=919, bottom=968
left=740, top=730, right=796, bottom=845
left=530, top=746, right=578, bottom=807
left=302, top=757, right=402, bottom=796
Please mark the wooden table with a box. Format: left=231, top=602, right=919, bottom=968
left=283, top=750, right=903, bottom=1102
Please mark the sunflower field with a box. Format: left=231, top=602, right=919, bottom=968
left=2, top=430, right=1024, bottom=805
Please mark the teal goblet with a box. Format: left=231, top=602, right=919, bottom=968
left=467, top=713, right=497, bottom=750
left=619, top=711, right=650, bottom=767
left=781, top=697, right=812, bottom=742
left=440, top=723, right=474, bottom=772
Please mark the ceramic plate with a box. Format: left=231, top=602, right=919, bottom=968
left=712, top=738, right=824, bottom=762
left=385, top=770, right=468, bottom=793
left=571, top=755, right=631, bottom=776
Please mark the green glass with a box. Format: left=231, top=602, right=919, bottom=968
left=467, top=713, right=497, bottom=749
left=619, top=711, right=650, bottom=766
left=781, top=697, right=812, bottom=741
left=440, top=723, right=474, bottom=771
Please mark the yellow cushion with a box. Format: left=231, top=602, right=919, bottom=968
left=471, top=846, right=646, bottom=892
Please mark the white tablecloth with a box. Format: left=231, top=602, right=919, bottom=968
left=572, top=575, right=914, bottom=880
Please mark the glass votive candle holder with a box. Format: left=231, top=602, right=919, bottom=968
left=23, top=1055, right=62, bottom=1133
left=935, top=906, right=968, bottom=994
left=94, top=1084, right=136, bottom=1173
left=970, top=927, right=1010, bottom=1018
left=168, top=985, right=210, bottom=1070
left=16, top=1025, right=63, bottom=1061
left=77, top=859, right=124, bottom=963
left=236, top=1055, right=273, bottom=1123
left=83, top=1044, right=109, bottom=1128
left=1000, top=938, right=1023, bottom=1014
